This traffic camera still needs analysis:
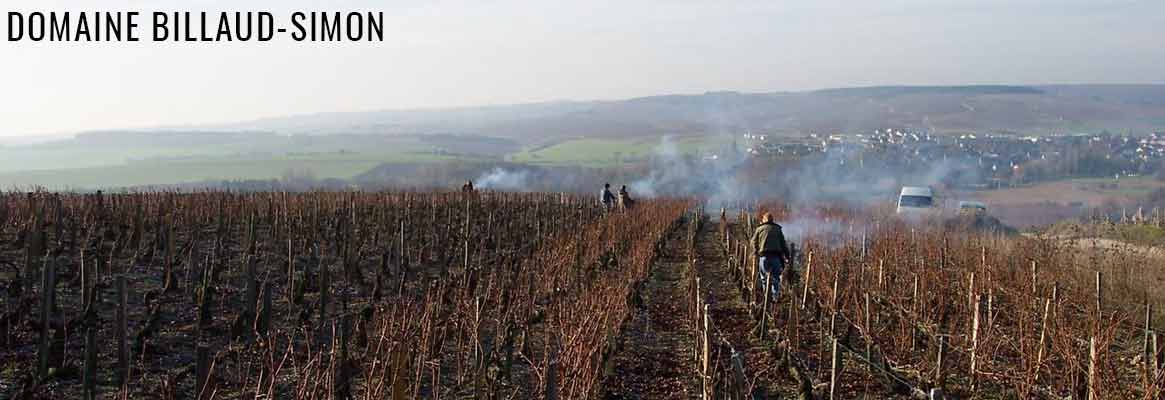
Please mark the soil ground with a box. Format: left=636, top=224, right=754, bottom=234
left=601, top=220, right=699, bottom=399
left=692, top=220, right=793, bottom=399
left=602, top=218, right=800, bottom=399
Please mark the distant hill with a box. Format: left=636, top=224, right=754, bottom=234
left=192, top=84, right=1165, bottom=144
left=812, top=85, right=1045, bottom=97
left=59, top=130, right=519, bottom=156
left=8, top=84, right=1165, bottom=189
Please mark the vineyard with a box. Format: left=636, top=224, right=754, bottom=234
left=1, top=191, right=1164, bottom=399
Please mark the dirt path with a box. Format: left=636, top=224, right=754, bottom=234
left=601, top=217, right=800, bottom=399
left=601, top=220, right=699, bottom=399
left=693, top=220, right=791, bottom=399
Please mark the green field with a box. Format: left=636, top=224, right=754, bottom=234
left=0, top=152, right=474, bottom=189
left=510, top=136, right=733, bottom=166
left=0, top=139, right=448, bottom=173
left=0, top=134, right=735, bottom=189
left=0, top=145, right=219, bottom=172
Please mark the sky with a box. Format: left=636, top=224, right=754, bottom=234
left=1, top=0, right=1164, bottom=137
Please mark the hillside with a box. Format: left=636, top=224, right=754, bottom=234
left=0, top=132, right=519, bottom=188
left=197, top=84, right=1165, bottom=143
left=5, top=84, right=1165, bottom=189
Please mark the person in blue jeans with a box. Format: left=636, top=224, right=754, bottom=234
left=751, top=212, right=790, bottom=298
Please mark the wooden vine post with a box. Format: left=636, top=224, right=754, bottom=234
left=286, top=239, right=295, bottom=307
left=245, top=255, right=259, bottom=321
left=703, top=303, right=711, bottom=400
left=801, top=251, right=813, bottom=310
left=968, top=272, right=975, bottom=310
left=1154, top=332, right=1162, bottom=379
left=1088, top=337, right=1098, bottom=400
left=320, top=258, right=330, bottom=330
left=37, top=256, right=56, bottom=379
left=935, top=334, right=947, bottom=389
left=2, top=288, right=7, bottom=349
left=758, top=269, right=771, bottom=340
left=864, top=293, right=872, bottom=372
left=1145, top=303, right=1153, bottom=378
left=24, top=206, right=43, bottom=293
left=694, top=277, right=701, bottom=362
left=116, top=274, right=129, bottom=386
left=1035, top=298, right=1051, bottom=380
left=829, top=338, right=841, bottom=400
left=163, top=219, right=176, bottom=292
left=1095, top=271, right=1103, bottom=321
left=83, top=322, right=97, bottom=400
left=829, top=273, right=839, bottom=338
left=912, top=274, right=920, bottom=351
left=970, top=294, right=981, bottom=391
left=1031, top=260, right=1038, bottom=295
left=259, top=282, right=272, bottom=338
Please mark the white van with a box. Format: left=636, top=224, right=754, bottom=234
left=896, top=186, right=935, bottom=215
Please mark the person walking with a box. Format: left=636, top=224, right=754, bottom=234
left=617, top=185, right=634, bottom=211
left=599, top=183, right=616, bottom=211
left=750, top=212, right=790, bottom=298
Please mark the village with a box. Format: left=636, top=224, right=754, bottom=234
left=743, top=129, right=1165, bottom=188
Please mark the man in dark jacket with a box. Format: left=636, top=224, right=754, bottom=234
left=751, top=213, right=790, bottom=298
left=599, top=183, right=616, bottom=211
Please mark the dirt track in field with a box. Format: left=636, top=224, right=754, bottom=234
left=601, top=219, right=699, bottom=399
left=693, top=221, right=795, bottom=399
left=602, top=217, right=801, bottom=399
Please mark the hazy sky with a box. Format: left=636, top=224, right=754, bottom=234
left=2, top=0, right=1164, bottom=137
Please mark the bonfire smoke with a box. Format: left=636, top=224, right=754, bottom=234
left=475, top=167, right=532, bottom=191
left=627, top=135, right=981, bottom=209
left=629, top=135, right=748, bottom=207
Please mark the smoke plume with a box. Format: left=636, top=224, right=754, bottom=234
left=629, top=135, right=748, bottom=207
left=475, top=167, right=531, bottom=191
